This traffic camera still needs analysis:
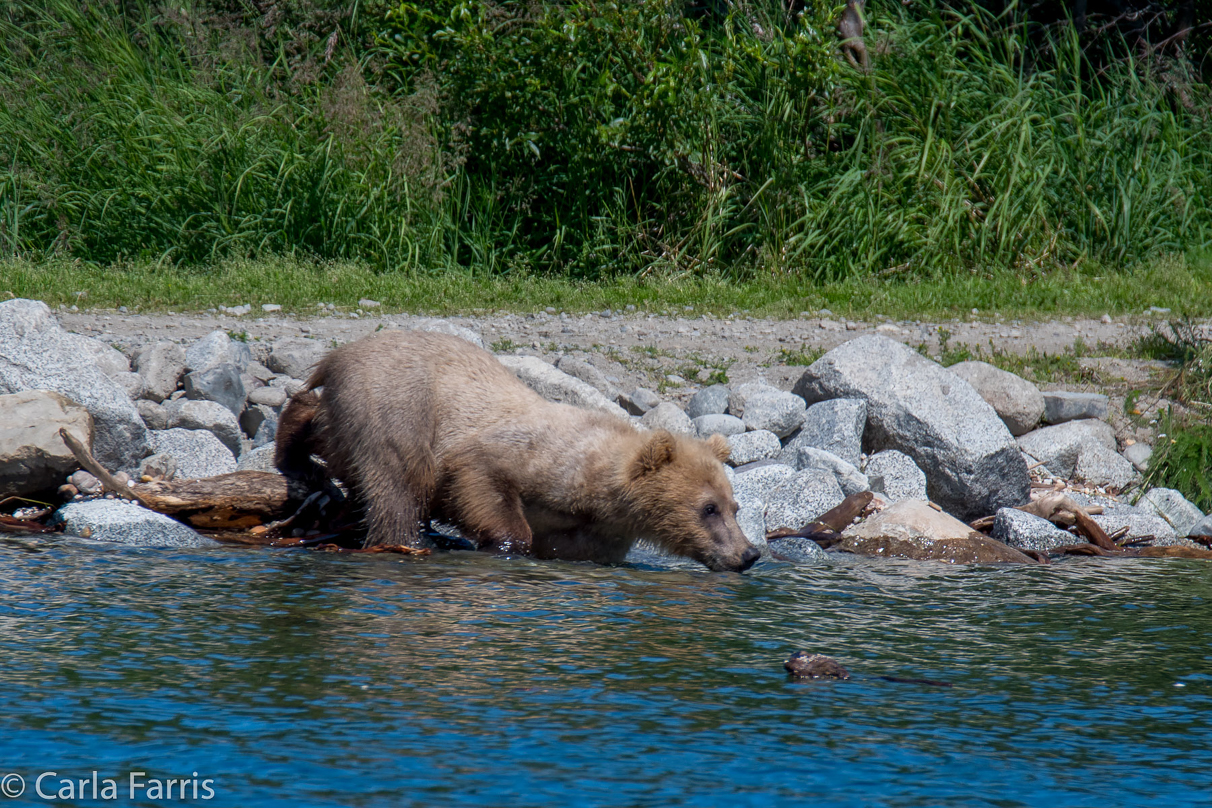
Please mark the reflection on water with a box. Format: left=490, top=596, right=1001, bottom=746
left=1, top=537, right=1210, bottom=807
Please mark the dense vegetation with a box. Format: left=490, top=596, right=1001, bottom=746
left=2, top=0, right=1209, bottom=280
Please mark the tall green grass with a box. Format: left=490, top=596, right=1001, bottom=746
left=0, top=0, right=1209, bottom=278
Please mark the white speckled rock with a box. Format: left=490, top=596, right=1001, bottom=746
left=731, top=463, right=797, bottom=504
left=1092, top=511, right=1176, bottom=542
left=742, top=390, right=807, bottom=438
left=793, top=335, right=1028, bottom=521
left=726, top=430, right=782, bottom=465
left=693, top=413, right=746, bottom=438
left=135, top=342, right=187, bottom=402
left=727, top=381, right=781, bottom=418
left=639, top=402, right=695, bottom=435
left=53, top=499, right=216, bottom=548
left=948, top=361, right=1045, bottom=436
left=164, top=399, right=242, bottom=458
left=1073, top=443, right=1139, bottom=490
left=77, top=337, right=131, bottom=378
left=498, top=355, right=629, bottom=419
left=1017, top=419, right=1117, bottom=479
left=792, top=446, right=869, bottom=496
left=735, top=502, right=767, bottom=549
left=1188, top=513, right=1212, bottom=538
left=405, top=318, right=484, bottom=349
left=1043, top=392, right=1109, bottom=424
left=236, top=444, right=278, bottom=473
left=1137, top=488, right=1205, bottom=538
left=0, top=299, right=148, bottom=470
left=555, top=356, right=621, bottom=401
left=863, top=450, right=928, bottom=503
left=764, top=469, right=845, bottom=532
left=766, top=536, right=830, bottom=563
left=686, top=384, right=730, bottom=419
left=148, top=428, right=236, bottom=479
left=778, top=398, right=867, bottom=469
left=184, top=330, right=252, bottom=373
left=991, top=508, right=1076, bottom=552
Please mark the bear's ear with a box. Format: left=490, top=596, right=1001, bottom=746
left=631, top=431, right=677, bottom=479
left=705, top=433, right=731, bottom=463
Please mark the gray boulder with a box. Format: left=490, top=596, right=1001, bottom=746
left=0, top=299, right=148, bottom=470
left=1092, top=510, right=1177, bottom=542
left=793, top=446, right=869, bottom=496
left=731, top=463, right=796, bottom=504
left=727, top=381, right=781, bottom=418
left=0, top=391, right=93, bottom=495
left=948, top=360, right=1044, bottom=436
left=742, top=390, right=807, bottom=438
left=863, top=449, right=928, bottom=503
left=726, top=430, right=782, bottom=465
left=184, top=330, right=252, bottom=373
left=53, top=499, right=215, bottom=548
left=135, top=399, right=169, bottom=430
left=1073, top=444, right=1139, bottom=490
left=1137, top=488, right=1205, bottom=538
left=498, top=356, right=629, bottom=419
left=236, top=444, right=277, bottom=473
left=620, top=388, right=661, bottom=415
left=77, top=337, right=131, bottom=377
left=406, top=318, right=484, bottom=349
left=735, top=502, right=767, bottom=548
left=1044, top=392, right=1109, bottom=424
left=149, top=427, right=236, bottom=479
left=991, top=508, right=1076, bottom=553
left=111, top=371, right=144, bottom=400
left=640, top=402, right=695, bottom=435
left=1188, top=513, right=1212, bottom=539
left=766, top=536, right=830, bottom=564
left=764, top=469, right=845, bottom=532
left=686, top=384, right=730, bottom=419
left=183, top=362, right=245, bottom=417
left=1123, top=442, right=1152, bottom=472
left=555, top=356, right=621, bottom=400
left=165, top=399, right=243, bottom=458
left=134, top=342, right=186, bottom=402
left=778, top=398, right=866, bottom=468
left=693, top=413, right=746, bottom=438
left=248, top=386, right=288, bottom=408
left=268, top=337, right=328, bottom=381
left=1017, top=419, right=1116, bottom=479
left=793, top=335, right=1028, bottom=520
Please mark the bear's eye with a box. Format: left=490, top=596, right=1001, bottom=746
left=703, top=503, right=718, bottom=517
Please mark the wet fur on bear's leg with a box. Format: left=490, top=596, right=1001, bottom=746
left=275, top=390, right=328, bottom=487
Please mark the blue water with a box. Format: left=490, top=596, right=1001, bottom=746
left=1, top=535, right=1210, bottom=807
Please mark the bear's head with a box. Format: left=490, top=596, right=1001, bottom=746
left=625, top=431, right=760, bottom=573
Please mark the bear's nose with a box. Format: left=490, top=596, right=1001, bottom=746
left=738, top=546, right=761, bottom=572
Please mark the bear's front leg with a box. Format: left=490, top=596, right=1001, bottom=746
left=444, top=463, right=534, bottom=556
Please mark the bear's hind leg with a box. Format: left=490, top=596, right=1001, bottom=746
left=445, top=463, right=533, bottom=555
left=357, top=451, right=437, bottom=549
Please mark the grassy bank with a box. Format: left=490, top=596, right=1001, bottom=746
left=5, top=252, right=1210, bottom=320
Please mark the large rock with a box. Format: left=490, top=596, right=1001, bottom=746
left=726, top=430, right=782, bottom=465
left=77, top=337, right=131, bottom=377
left=134, top=342, right=187, bottom=402
left=731, top=463, right=797, bottom=505
left=693, top=414, right=746, bottom=438
left=1043, top=392, right=1109, bottom=424
left=268, top=337, right=328, bottom=381
left=764, top=469, right=845, bottom=532
left=727, top=381, right=781, bottom=418
left=778, top=398, right=866, bottom=468
left=148, top=428, right=237, bottom=479
left=619, top=388, right=660, bottom=415
left=792, top=446, right=869, bottom=496
left=184, top=331, right=252, bottom=373
left=1188, top=513, right=1212, bottom=539
left=1073, top=444, right=1138, bottom=490
left=0, top=299, right=148, bottom=470
left=686, top=384, right=730, bottom=419
left=991, top=508, right=1076, bottom=553
left=863, top=450, right=927, bottom=503
left=640, top=402, right=695, bottom=435
left=236, top=444, right=277, bottom=473
left=53, top=499, right=215, bottom=548
left=497, top=356, right=629, bottom=419
left=164, top=399, right=243, bottom=457
left=1137, top=488, right=1205, bottom=538
left=792, top=335, right=1029, bottom=520
left=405, top=318, right=484, bottom=349
left=183, top=362, right=246, bottom=417
left=735, top=501, right=767, bottom=548
left=948, top=361, right=1044, bottom=436
left=742, top=390, right=807, bottom=438
left=1017, top=419, right=1116, bottom=478
left=1092, top=511, right=1177, bottom=542
left=555, top=356, right=621, bottom=400
left=0, top=391, right=94, bottom=495
left=111, top=371, right=144, bottom=400
left=835, top=500, right=1034, bottom=563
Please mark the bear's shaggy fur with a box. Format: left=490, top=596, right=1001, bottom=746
left=275, top=330, right=759, bottom=572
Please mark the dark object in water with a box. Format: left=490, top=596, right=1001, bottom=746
left=878, top=675, right=952, bottom=688
left=767, top=491, right=875, bottom=549
left=785, top=651, right=850, bottom=680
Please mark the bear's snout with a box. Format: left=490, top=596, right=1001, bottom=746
left=738, top=546, right=761, bottom=572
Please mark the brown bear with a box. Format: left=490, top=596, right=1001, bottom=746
left=275, top=330, right=760, bottom=572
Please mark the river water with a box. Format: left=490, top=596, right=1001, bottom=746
left=1, top=537, right=1210, bottom=807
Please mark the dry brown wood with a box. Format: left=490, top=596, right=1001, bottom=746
left=1071, top=508, right=1117, bottom=552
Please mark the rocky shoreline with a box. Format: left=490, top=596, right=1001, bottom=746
left=2, top=298, right=1209, bottom=563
